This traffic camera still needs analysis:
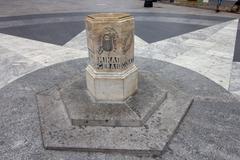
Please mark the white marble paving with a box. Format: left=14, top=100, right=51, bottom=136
left=182, top=39, right=216, bottom=48
left=171, top=49, right=233, bottom=89
left=149, top=19, right=238, bottom=90
left=64, top=30, right=88, bottom=51
left=179, top=20, right=231, bottom=41
left=0, top=33, right=88, bottom=89
left=0, top=33, right=88, bottom=65
left=149, top=41, right=192, bottom=63
left=173, top=20, right=238, bottom=89
left=0, top=46, right=42, bottom=89
left=205, top=50, right=233, bottom=59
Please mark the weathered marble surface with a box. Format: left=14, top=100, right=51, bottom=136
left=0, top=46, right=42, bottom=89
left=85, top=13, right=138, bottom=101
left=0, top=33, right=87, bottom=89
left=0, top=33, right=88, bottom=66
left=86, top=13, right=135, bottom=72
left=86, top=65, right=138, bottom=101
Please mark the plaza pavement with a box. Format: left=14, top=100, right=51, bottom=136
left=0, top=1, right=239, bottom=98
left=0, top=0, right=240, bottom=159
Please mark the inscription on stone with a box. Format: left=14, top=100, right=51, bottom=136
left=96, top=56, right=134, bottom=70
left=86, top=13, right=134, bottom=72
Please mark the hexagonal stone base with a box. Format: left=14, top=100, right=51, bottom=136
left=36, top=71, right=193, bottom=155
left=57, top=73, right=167, bottom=127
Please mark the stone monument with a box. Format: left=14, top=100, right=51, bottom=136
left=35, top=13, right=193, bottom=156
left=85, top=13, right=138, bottom=102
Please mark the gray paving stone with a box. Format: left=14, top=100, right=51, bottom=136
left=0, top=57, right=239, bottom=159
left=162, top=99, right=240, bottom=160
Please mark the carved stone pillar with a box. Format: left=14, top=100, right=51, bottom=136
left=85, top=13, right=138, bottom=102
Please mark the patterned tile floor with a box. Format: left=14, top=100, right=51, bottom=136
left=0, top=1, right=239, bottom=98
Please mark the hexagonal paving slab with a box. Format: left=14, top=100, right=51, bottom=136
left=36, top=71, right=193, bottom=154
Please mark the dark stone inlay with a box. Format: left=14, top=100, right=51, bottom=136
left=233, top=20, right=240, bottom=62
left=0, top=12, right=233, bottom=22
left=0, top=22, right=85, bottom=45
left=0, top=20, right=207, bottom=45
left=135, top=21, right=205, bottom=43
left=0, top=12, right=233, bottom=45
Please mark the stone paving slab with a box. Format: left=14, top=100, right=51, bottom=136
left=162, top=99, right=240, bottom=160
left=36, top=69, right=192, bottom=155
